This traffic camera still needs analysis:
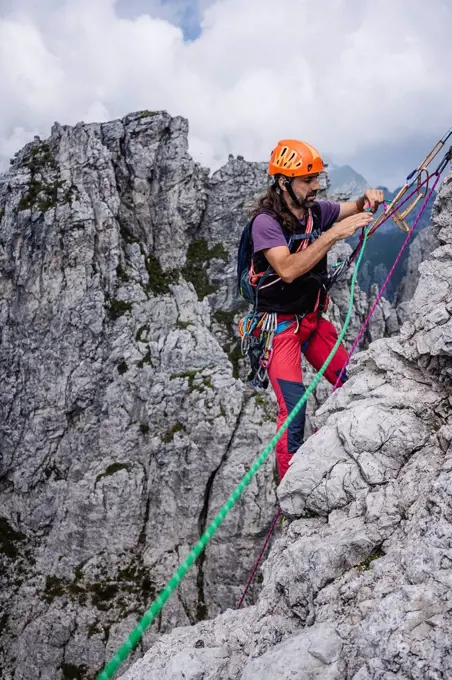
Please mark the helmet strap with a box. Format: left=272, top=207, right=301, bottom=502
left=283, top=177, right=303, bottom=208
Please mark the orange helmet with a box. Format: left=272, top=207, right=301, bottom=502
left=268, top=139, right=324, bottom=177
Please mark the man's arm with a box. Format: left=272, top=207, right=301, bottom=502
left=337, top=189, right=385, bottom=222
left=264, top=212, right=374, bottom=283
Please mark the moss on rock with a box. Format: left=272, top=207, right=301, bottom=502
left=0, top=518, right=26, bottom=560
left=17, top=141, right=72, bottom=213
left=106, top=299, right=132, bottom=321
left=145, top=253, right=179, bottom=295
left=96, top=463, right=130, bottom=483
left=162, top=422, right=185, bottom=443
left=182, top=239, right=227, bottom=300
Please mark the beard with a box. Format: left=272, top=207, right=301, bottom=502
left=294, top=191, right=318, bottom=209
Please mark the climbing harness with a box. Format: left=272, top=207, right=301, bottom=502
left=97, top=137, right=452, bottom=680
left=238, top=312, right=301, bottom=389
left=238, top=209, right=324, bottom=388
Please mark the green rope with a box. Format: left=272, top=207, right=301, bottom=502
left=97, top=224, right=371, bottom=680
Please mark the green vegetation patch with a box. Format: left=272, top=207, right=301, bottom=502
left=254, top=394, right=275, bottom=422
left=181, top=239, right=228, bottom=300
left=213, top=310, right=241, bottom=379
left=135, top=325, right=150, bottom=342
left=120, top=224, right=139, bottom=245
left=138, top=110, right=158, bottom=119
left=17, top=141, right=75, bottom=213
left=145, top=253, right=179, bottom=295
left=60, top=663, right=89, bottom=680
left=137, top=348, right=153, bottom=368
left=116, top=264, right=130, bottom=283
left=96, top=463, right=130, bottom=484
left=117, top=361, right=128, bottom=375
left=162, top=422, right=185, bottom=443
left=91, top=582, right=119, bottom=609
left=44, top=575, right=66, bottom=601
left=170, top=369, right=199, bottom=390
left=0, top=518, right=26, bottom=559
left=356, top=545, right=385, bottom=573
left=0, top=614, right=9, bottom=635
left=169, top=369, right=214, bottom=392
left=105, top=299, right=132, bottom=321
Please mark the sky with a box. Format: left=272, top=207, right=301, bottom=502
left=0, top=0, right=451, bottom=188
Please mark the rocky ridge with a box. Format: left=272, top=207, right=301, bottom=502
left=0, top=111, right=417, bottom=679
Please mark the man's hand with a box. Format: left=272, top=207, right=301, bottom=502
left=337, top=189, right=385, bottom=221
left=331, top=211, right=374, bottom=240
left=363, top=189, right=385, bottom=213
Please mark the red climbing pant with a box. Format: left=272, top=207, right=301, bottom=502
left=266, top=312, right=348, bottom=481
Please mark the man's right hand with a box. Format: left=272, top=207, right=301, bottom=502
left=331, top=212, right=374, bottom=241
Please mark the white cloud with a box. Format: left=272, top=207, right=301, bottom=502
left=1, top=0, right=451, bottom=184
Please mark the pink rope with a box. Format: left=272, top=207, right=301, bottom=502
left=332, top=173, right=441, bottom=392
left=238, top=508, right=281, bottom=608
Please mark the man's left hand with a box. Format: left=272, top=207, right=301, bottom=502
left=363, top=189, right=385, bottom=213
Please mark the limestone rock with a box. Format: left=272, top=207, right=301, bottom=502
left=397, top=226, right=441, bottom=324
left=0, top=113, right=277, bottom=680
left=121, top=171, right=452, bottom=680
left=0, top=109, right=411, bottom=680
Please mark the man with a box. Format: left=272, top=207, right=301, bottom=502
left=248, top=139, right=384, bottom=480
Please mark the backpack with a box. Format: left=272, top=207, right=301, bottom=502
left=237, top=211, right=277, bottom=307
left=237, top=217, right=257, bottom=305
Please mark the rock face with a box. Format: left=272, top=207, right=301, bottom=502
left=0, top=112, right=276, bottom=680
left=0, top=111, right=401, bottom=680
left=121, top=170, right=452, bottom=679
left=397, top=227, right=441, bottom=324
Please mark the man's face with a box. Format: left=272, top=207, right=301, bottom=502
left=290, top=174, right=321, bottom=206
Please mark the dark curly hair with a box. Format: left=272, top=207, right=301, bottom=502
left=249, top=176, right=300, bottom=233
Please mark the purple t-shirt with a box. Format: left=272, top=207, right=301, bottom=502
left=252, top=200, right=340, bottom=253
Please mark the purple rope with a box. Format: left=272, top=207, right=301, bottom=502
left=332, top=173, right=441, bottom=392
left=238, top=508, right=281, bottom=609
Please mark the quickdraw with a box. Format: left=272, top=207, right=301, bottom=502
left=238, top=312, right=300, bottom=389
left=239, top=313, right=271, bottom=389
left=328, top=127, right=452, bottom=289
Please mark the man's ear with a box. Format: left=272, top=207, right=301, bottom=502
left=278, top=176, right=289, bottom=191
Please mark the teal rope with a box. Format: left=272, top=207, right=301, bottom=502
left=97, top=224, right=372, bottom=680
